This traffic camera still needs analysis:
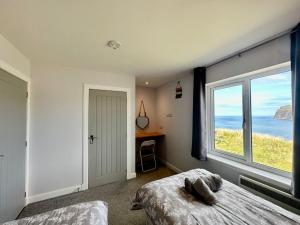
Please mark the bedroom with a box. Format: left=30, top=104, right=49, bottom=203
left=0, top=0, right=300, bottom=224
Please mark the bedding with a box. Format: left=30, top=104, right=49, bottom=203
left=134, top=169, right=300, bottom=225
left=3, top=201, right=108, bottom=225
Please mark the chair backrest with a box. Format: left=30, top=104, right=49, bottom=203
left=140, top=140, right=156, bottom=149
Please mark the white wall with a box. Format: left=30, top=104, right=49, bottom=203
left=156, top=36, right=291, bottom=189
left=136, top=86, right=158, bottom=132
left=29, top=64, right=135, bottom=199
left=207, top=35, right=290, bottom=83
left=0, top=34, right=30, bottom=80
left=0, top=34, right=136, bottom=202
left=156, top=74, right=194, bottom=165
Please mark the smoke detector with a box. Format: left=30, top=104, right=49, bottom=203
left=107, top=40, right=121, bottom=50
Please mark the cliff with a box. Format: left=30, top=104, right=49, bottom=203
left=274, top=105, right=292, bottom=120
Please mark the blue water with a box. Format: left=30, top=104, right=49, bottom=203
left=215, top=116, right=293, bottom=140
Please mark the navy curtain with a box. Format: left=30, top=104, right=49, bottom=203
left=191, top=67, right=207, bottom=160
left=291, top=23, right=300, bottom=198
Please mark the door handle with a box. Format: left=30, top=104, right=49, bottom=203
left=89, top=135, right=97, bottom=144
left=0, top=155, right=4, bottom=158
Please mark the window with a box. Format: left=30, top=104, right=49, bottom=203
left=207, top=65, right=293, bottom=176
left=214, top=84, right=244, bottom=156
left=251, top=73, right=293, bottom=172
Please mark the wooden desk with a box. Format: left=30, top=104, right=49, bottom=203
left=136, top=131, right=165, bottom=139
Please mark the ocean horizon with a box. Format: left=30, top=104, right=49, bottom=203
left=215, top=116, right=293, bottom=140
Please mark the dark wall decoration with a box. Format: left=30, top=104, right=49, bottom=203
left=176, top=81, right=182, bottom=99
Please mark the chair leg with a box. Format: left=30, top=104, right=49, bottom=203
left=153, top=153, right=157, bottom=170
left=141, top=154, right=156, bottom=173
left=139, top=143, right=157, bottom=173
left=140, top=150, right=145, bottom=173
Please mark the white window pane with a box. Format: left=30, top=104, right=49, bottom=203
left=251, top=72, right=293, bottom=172
left=214, top=85, right=244, bottom=156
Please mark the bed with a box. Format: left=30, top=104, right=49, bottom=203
left=134, top=169, right=300, bottom=225
left=2, top=201, right=108, bottom=225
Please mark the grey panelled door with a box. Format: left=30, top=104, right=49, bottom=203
left=88, top=90, right=127, bottom=188
left=0, top=69, right=27, bottom=223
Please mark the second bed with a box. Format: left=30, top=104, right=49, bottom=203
left=134, top=169, right=300, bottom=225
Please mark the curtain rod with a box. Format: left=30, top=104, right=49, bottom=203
left=206, top=28, right=295, bottom=69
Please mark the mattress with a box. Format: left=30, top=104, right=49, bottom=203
left=134, top=169, right=300, bottom=225
left=3, top=201, right=108, bottom=225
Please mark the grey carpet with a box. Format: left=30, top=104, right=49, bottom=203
left=19, top=166, right=176, bottom=225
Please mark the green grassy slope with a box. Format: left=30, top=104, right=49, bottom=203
left=215, top=129, right=293, bottom=172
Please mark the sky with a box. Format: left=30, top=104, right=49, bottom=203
left=214, top=71, right=292, bottom=116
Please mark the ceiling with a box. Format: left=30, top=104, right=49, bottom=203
left=0, top=0, right=300, bottom=87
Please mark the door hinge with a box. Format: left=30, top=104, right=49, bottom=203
left=25, top=141, right=27, bottom=147
left=26, top=92, right=28, bottom=98
left=24, top=192, right=26, bottom=197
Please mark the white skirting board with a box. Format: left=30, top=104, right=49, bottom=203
left=26, top=185, right=82, bottom=205
left=158, top=158, right=183, bottom=174
left=26, top=163, right=175, bottom=205
left=127, top=172, right=137, bottom=180
left=27, top=173, right=136, bottom=205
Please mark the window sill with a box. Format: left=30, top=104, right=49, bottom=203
left=207, top=153, right=291, bottom=188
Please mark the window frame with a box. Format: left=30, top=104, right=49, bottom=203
left=206, top=63, right=292, bottom=178
left=210, top=82, right=247, bottom=160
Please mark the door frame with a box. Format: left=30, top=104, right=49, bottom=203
left=0, top=60, right=30, bottom=205
left=82, top=84, right=134, bottom=190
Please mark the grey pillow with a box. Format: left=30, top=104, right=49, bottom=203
left=201, top=174, right=223, bottom=192
left=185, top=174, right=223, bottom=192
left=193, top=178, right=217, bottom=205
left=185, top=178, right=204, bottom=198
left=184, top=178, right=194, bottom=194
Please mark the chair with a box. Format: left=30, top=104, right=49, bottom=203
left=139, top=140, right=156, bottom=173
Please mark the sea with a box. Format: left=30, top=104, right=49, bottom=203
left=215, top=116, right=293, bottom=140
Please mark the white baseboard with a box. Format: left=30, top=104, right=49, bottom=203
left=81, top=183, right=88, bottom=191
left=127, top=172, right=136, bottom=180
left=27, top=172, right=136, bottom=205
left=159, top=158, right=183, bottom=173
left=26, top=185, right=82, bottom=204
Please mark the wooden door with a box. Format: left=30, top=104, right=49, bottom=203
left=0, top=68, right=27, bottom=223
left=88, top=90, right=127, bottom=188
